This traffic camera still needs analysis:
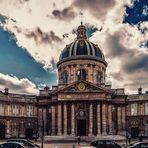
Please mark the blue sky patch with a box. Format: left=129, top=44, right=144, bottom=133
left=124, top=0, right=148, bottom=25
left=0, top=27, right=57, bottom=88
left=86, top=26, right=98, bottom=38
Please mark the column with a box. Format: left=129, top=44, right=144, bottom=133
left=97, top=103, right=101, bottom=135
left=51, top=106, right=55, bottom=135
left=71, top=66, right=74, bottom=83
left=117, top=107, right=122, bottom=133
left=21, top=105, right=24, bottom=116
left=89, top=103, right=93, bottom=136
left=58, top=104, right=62, bottom=135
left=64, top=103, right=67, bottom=135
left=102, top=103, right=107, bottom=135
left=71, top=103, right=75, bottom=135
left=20, top=121, right=24, bottom=138
left=48, top=108, right=52, bottom=135
left=43, top=108, right=47, bottom=135
left=5, top=120, right=11, bottom=138
left=122, top=107, right=125, bottom=130
left=7, top=104, right=10, bottom=116
left=38, top=108, right=42, bottom=136
left=108, top=104, right=113, bottom=134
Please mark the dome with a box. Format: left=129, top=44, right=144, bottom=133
left=59, top=40, right=105, bottom=60
left=58, top=23, right=107, bottom=66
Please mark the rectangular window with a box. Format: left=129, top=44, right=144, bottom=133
left=139, top=103, right=143, bottom=115
left=12, top=104, right=19, bottom=116
left=131, top=103, right=137, bottom=116
left=27, top=105, right=33, bottom=117
left=0, top=104, right=4, bottom=115
left=145, top=102, right=148, bottom=115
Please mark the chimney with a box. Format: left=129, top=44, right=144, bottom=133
left=4, top=88, right=9, bottom=95
left=44, top=86, right=49, bottom=91
left=138, top=88, right=142, bottom=95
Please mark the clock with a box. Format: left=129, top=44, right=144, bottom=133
left=78, top=83, right=86, bottom=91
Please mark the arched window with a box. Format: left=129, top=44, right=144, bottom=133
left=96, top=71, right=103, bottom=84
left=63, top=71, right=68, bottom=84
left=77, top=69, right=87, bottom=81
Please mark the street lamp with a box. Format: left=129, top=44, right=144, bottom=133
left=125, top=96, right=128, bottom=148
left=41, top=108, right=44, bottom=148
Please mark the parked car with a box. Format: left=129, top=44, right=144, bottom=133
left=7, top=139, right=40, bottom=148
left=0, top=142, right=25, bottom=148
left=129, top=142, right=148, bottom=148
left=90, top=140, right=122, bottom=148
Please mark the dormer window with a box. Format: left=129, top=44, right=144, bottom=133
left=77, top=69, right=86, bottom=81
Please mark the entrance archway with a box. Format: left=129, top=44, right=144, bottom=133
left=25, top=128, right=33, bottom=139
left=131, top=127, right=139, bottom=138
left=77, top=119, right=86, bottom=136
left=0, top=122, right=5, bottom=139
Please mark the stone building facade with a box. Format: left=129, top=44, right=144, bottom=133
left=126, top=88, right=148, bottom=138
left=0, top=22, right=147, bottom=139
left=37, top=23, right=127, bottom=137
left=0, top=88, right=38, bottom=138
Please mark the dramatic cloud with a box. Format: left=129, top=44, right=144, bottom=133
left=0, top=0, right=147, bottom=94
left=25, top=27, right=62, bottom=45
left=104, top=32, right=127, bottom=58
left=52, top=7, right=76, bottom=21
left=0, top=73, right=38, bottom=94
left=73, top=0, right=116, bottom=20
left=106, top=26, right=147, bottom=92
left=123, top=53, right=148, bottom=73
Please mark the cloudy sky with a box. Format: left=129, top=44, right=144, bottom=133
left=0, top=0, right=147, bottom=94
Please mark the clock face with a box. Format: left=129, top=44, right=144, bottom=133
left=78, top=83, right=86, bottom=91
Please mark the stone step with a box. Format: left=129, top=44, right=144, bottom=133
left=43, top=135, right=126, bottom=143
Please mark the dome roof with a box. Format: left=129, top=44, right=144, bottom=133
left=59, top=39, right=105, bottom=60
left=58, top=23, right=107, bottom=66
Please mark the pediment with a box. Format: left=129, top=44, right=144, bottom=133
left=53, top=80, right=110, bottom=94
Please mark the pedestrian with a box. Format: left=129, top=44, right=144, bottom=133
left=77, top=136, right=80, bottom=145
left=139, top=135, right=143, bottom=142
left=128, top=135, right=131, bottom=145
left=35, top=132, right=39, bottom=141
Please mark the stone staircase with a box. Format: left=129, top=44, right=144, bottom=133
left=43, top=135, right=126, bottom=143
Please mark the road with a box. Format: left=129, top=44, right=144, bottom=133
left=0, top=138, right=146, bottom=148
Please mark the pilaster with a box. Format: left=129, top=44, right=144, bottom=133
left=71, top=103, right=75, bottom=135
left=64, top=103, right=67, bottom=135
left=51, top=106, right=55, bottom=135
left=58, top=104, right=62, bottom=135
left=89, top=103, right=93, bottom=136
left=97, top=103, right=101, bottom=136
left=102, top=103, right=107, bottom=135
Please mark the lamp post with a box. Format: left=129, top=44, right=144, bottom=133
left=41, top=119, right=44, bottom=148
left=125, top=96, right=128, bottom=148
left=41, top=108, right=44, bottom=148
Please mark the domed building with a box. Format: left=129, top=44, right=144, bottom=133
left=37, top=23, right=127, bottom=139
left=58, top=23, right=106, bottom=86
left=0, top=22, right=148, bottom=140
